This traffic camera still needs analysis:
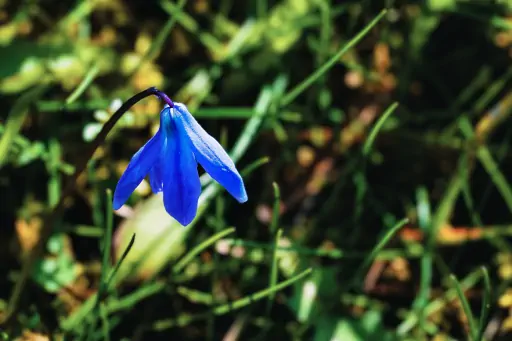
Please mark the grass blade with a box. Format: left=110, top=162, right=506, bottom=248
left=99, top=303, right=110, bottom=341
left=361, top=217, right=409, bottom=271
left=477, top=267, right=491, bottom=341
left=450, top=274, right=478, bottom=340
left=106, top=233, right=136, bottom=289
left=413, top=187, right=433, bottom=334
left=363, top=102, right=399, bottom=156
left=214, top=268, right=312, bottom=315
left=350, top=217, right=409, bottom=289
left=477, top=146, right=512, bottom=214
left=267, top=182, right=282, bottom=305
left=85, top=189, right=115, bottom=339
left=267, top=228, right=283, bottom=312
left=280, top=9, right=387, bottom=106
left=98, top=189, right=114, bottom=298
left=153, top=268, right=313, bottom=331
left=398, top=270, right=482, bottom=335
left=172, top=227, right=235, bottom=274
left=66, top=63, right=100, bottom=105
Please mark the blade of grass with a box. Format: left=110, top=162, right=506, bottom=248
left=474, top=68, right=512, bottom=117
left=130, top=0, right=188, bottom=75
left=214, top=268, right=311, bottom=315
left=317, top=0, right=332, bottom=66
left=222, top=19, right=256, bottom=61
left=363, top=102, right=399, bottom=156
left=450, top=67, right=491, bottom=110
left=66, top=63, right=100, bottom=105
left=450, top=274, right=478, bottom=340
left=350, top=217, right=409, bottom=288
left=178, top=286, right=214, bottom=305
left=153, top=268, right=313, bottom=330
left=477, top=266, right=491, bottom=341
left=351, top=171, right=367, bottom=232
left=280, top=9, right=387, bottom=106
left=477, top=147, right=512, bottom=213
left=160, top=0, right=223, bottom=53
left=447, top=7, right=512, bottom=30
left=270, top=182, right=281, bottom=235
left=105, top=233, right=136, bottom=289
left=85, top=189, right=114, bottom=340
left=229, top=80, right=275, bottom=163
left=361, top=217, right=409, bottom=271
left=47, top=139, right=62, bottom=208
left=430, top=153, right=469, bottom=238
left=72, top=225, right=104, bottom=238
left=106, top=281, right=166, bottom=314
left=194, top=107, right=256, bottom=119
left=413, top=187, right=433, bottom=335
left=150, top=0, right=188, bottom=59
left=98, top=189, right=114, bottom=298
left=99, top=303, right=110, bottom=341
left=475, top=92, right=512, bottom=142
left=86, top=191, right=136, bottom=336
left=207, top=194, right=226, bottom=341
left=398, top=269, right=482, bottom=335
left=62, top=299, right=95, bottom=334
left=459, top=117, right=512, bottom=214
left=173, top=227, right=235, bottom=274
left=38, top=99, right=111, bottom=111
left=266, top=182, right=282, bottom=313
left=240, top=156, right=270, bottom=177
left=442, top=68, right=512, bottom=138
left=462, top=178, right=484, bottom=227
left=266, top=228, right=283, bottom=313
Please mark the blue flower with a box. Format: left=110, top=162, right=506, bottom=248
left=113, top=102, right=248, bottom=226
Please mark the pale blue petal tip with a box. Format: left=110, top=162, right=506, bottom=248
left=237, top=189, right=248, bottom=203
left=112, top=194, right=124, bottom=210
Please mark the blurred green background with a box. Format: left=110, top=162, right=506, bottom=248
left=0, top=0, right=512, bottom=340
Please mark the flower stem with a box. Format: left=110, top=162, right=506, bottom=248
left=153, top=89, right=175, bottom=108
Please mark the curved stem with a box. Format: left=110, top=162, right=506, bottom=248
left=153, top=89, right=175, bottom=108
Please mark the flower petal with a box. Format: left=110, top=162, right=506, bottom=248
left=113, top=130, right=162, bottom=209
left=149, top=162, right=164, bottom=193
left=173, top=103, right=248, bottom=203
left=162, top=130, right=201, bottom=226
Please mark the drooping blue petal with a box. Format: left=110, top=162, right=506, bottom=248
left=113, top=130, right=162, bottom=209
left=172, top=103, right=248, bottom=203
left=161, top=122, right=201, bottom=226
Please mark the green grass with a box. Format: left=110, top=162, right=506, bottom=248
left=0, top=1, right=511, bottom=340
